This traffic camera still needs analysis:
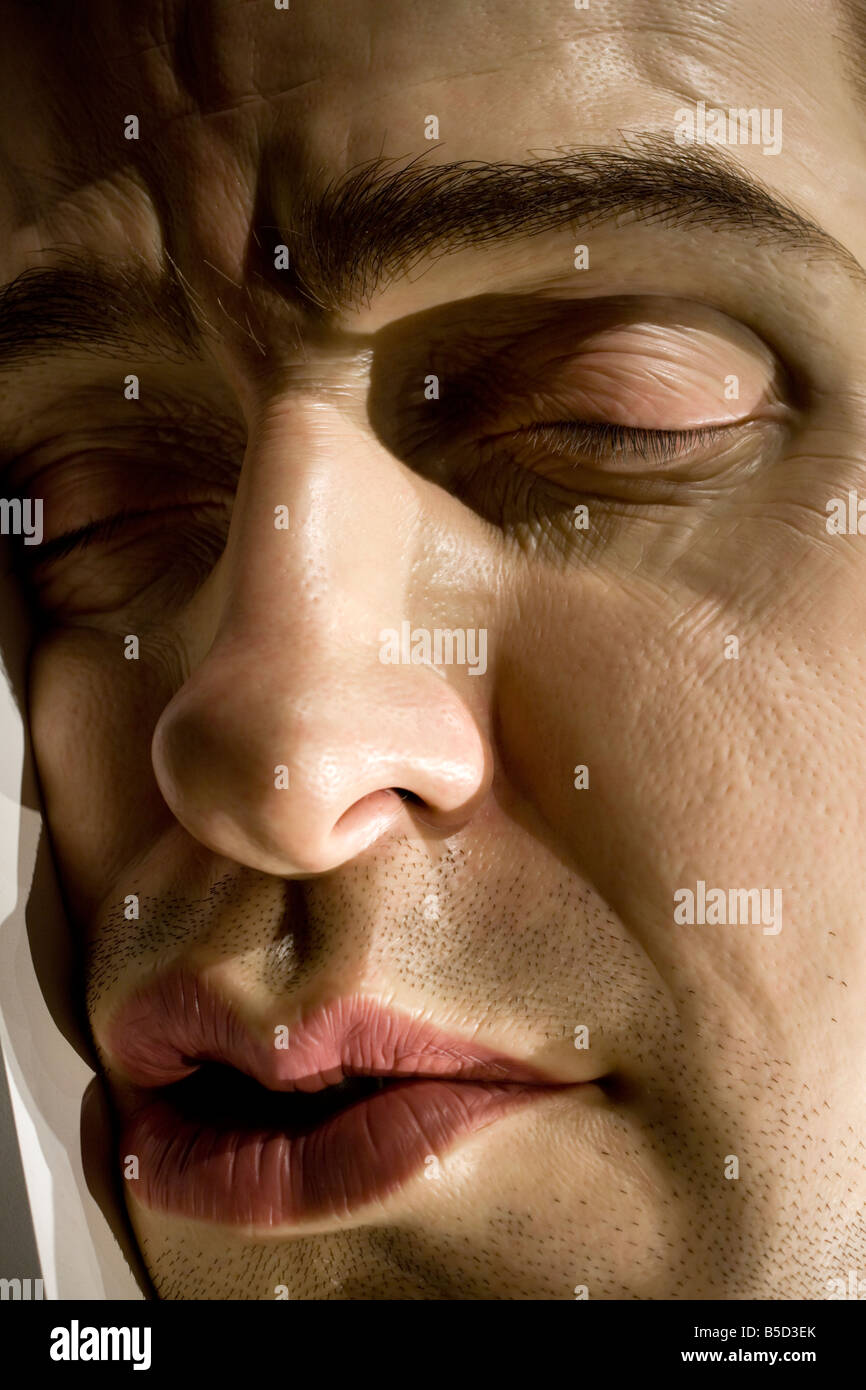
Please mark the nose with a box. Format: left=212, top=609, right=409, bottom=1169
left=151, top=404, right=492, bottom=876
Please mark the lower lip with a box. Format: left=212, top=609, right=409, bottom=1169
left=122, top=1080, right=556, bottom=1228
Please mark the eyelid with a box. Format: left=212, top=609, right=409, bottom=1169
left=18, top=501, right=229, bottom=566
left=551, top=325, right=775, bottom=429
left=469, top=306, right=787, bottom=439
left=513, top=420, right=727, bottom=463
left=482, top=418, right=733, bottom=473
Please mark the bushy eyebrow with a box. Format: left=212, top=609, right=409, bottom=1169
left=0, top=138, right=861, bottom=372
left=278, top=136, right=865, bottom=314
left=0, top=249, right=205, bottom=370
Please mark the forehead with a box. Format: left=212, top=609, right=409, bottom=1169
left=0, top=0, right=855, bottom=185
left=14, top=0, right=854, bottom=140
left=0, top=0, right=861, bottom=356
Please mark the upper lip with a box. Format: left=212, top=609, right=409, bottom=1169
left=100, top=967, right=574, bottom=1094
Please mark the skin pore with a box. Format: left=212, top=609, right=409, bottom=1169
left=1, top=0, right=866, bottom=1297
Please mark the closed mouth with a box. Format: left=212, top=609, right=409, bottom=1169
left=104, top=969, right=599, bottom=1230
left=122, top=1068, right=552, bottom=1230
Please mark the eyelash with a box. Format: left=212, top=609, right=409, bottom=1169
left=506, top=420, right=727, bottom=465
left=31, top=509, right=152, bottom=563
left=20, top=419, right=728, bottom=567
left=19, top=502, right=228, bottom=566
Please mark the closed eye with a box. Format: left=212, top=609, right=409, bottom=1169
left=17, top=501, right=229, bottom=566
left=499, top=420, right=729, bottom=466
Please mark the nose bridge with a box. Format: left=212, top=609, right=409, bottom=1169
left=151, top=402, right=493, bottom=876
left=222, top=402, right=424, bottom=644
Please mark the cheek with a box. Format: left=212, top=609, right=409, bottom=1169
left=28, top=631, right=172, bottom=914
left=497, top=569, right=771, bottom=905
left=501, top=560, right=866, bottom=1001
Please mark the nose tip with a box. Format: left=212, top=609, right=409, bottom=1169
left=151, top=661, right=491, bottom=877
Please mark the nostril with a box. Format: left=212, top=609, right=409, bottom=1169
left=332, top=789, right=406, bottom=843
left=394, top=788, right=425, bottom=806
left=330, top=787, right=439, bottom=856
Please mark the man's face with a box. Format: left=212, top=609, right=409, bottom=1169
left=3, top=0, right=865, bottom=1298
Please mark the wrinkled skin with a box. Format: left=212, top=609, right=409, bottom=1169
left=1, top=0, right=865, bottom=1298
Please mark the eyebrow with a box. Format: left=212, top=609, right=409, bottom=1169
left=0, top=139, right=861, bottom=371
left=281, top=137, right=866, bottom=313
left=0, top=249, right=205, bottom=371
